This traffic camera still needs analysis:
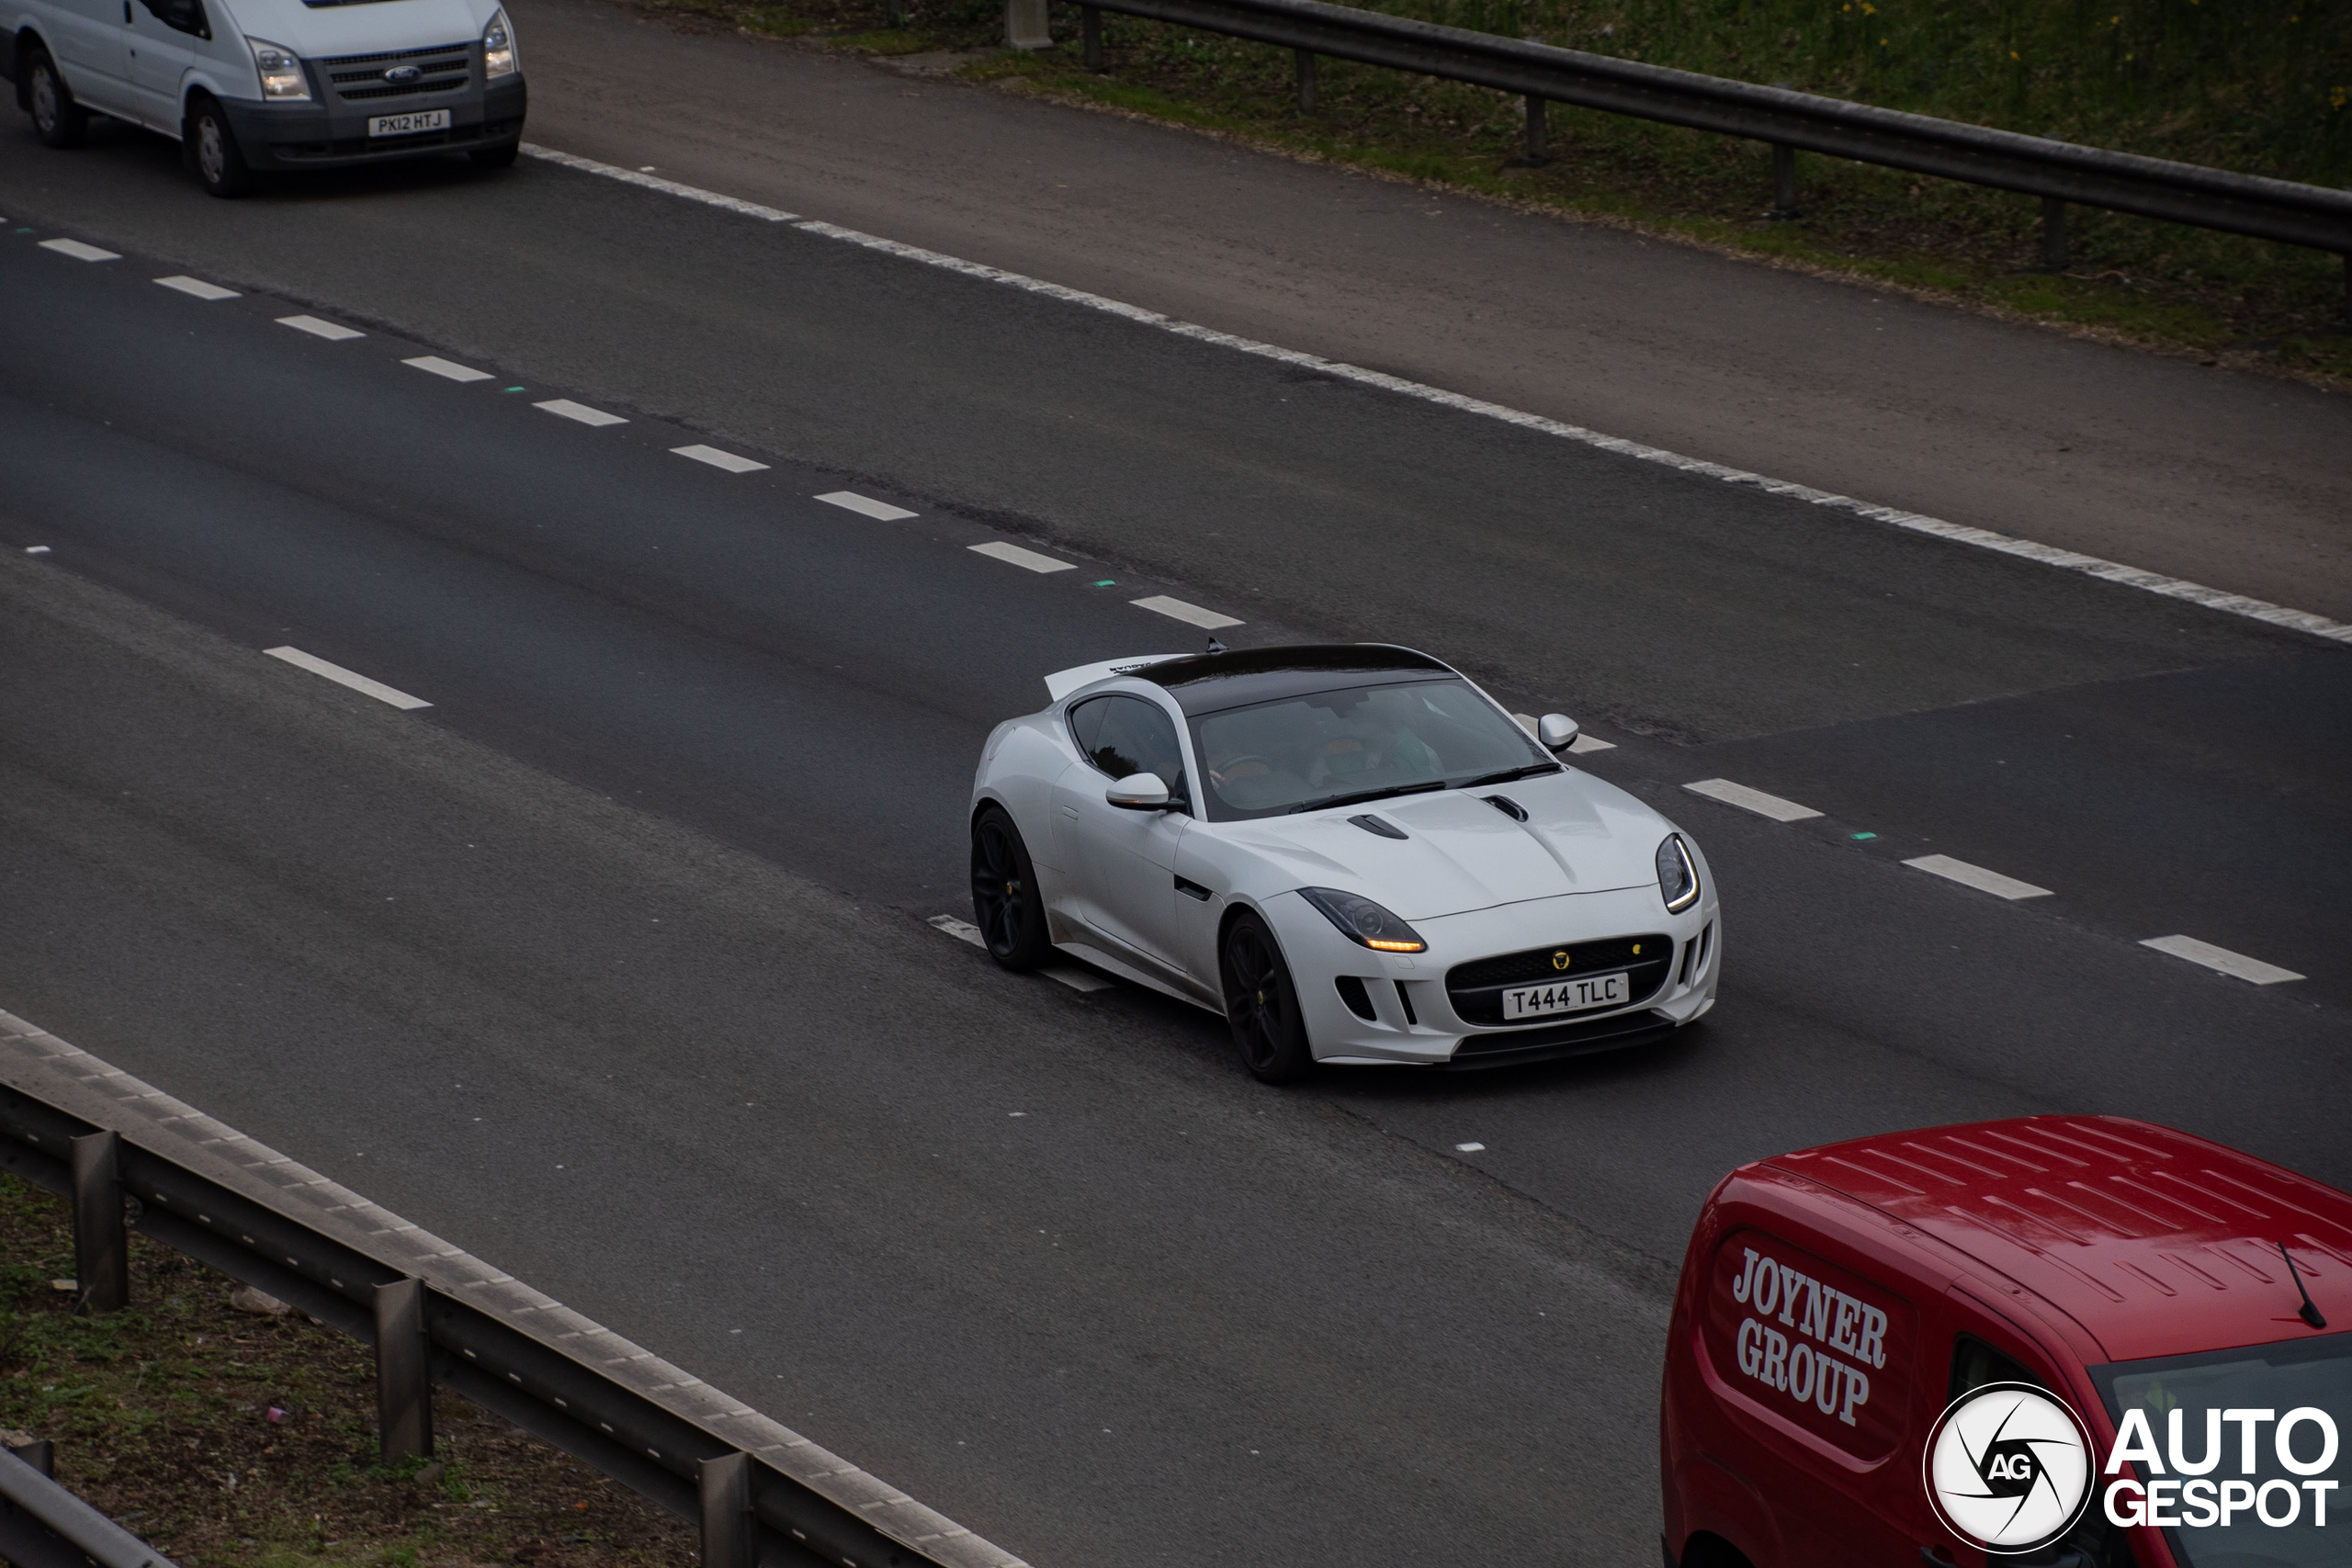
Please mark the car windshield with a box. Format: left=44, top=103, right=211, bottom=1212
left=1190, top=678, right=1553, bottom=822
left=2088, top=1330, right=2352, bottom=1568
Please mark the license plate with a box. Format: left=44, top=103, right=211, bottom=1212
left=368, top=109, right=449, bottom=138
left=1503, top=972, right=1628, bottom=1021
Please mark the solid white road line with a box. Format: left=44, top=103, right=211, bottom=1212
left=154, top=275, right=239, bottom=300
left=521, top=144, right=802, bottom=221
left=1902, top=854, right=2052, bottom=901
left=39, top=238, right=118, bottom=262
left=519, top=142, right=2352, bottom=649
left=673, top=444, right=770, bottom=474
left=1133, top=594, right=1243, bottom=630
left=930, top=914, right=986, bottom=948
left=1682, top=778, right=1823, bottom=822
left=277, top=314, right=365, bottom=341
left=263, top=647, right=432, bottom=710
left=535, top=398, right=628, bottom=426
left=816, top=491, right=919, bottom=521
left=404, top=355, right=493, bottom=382
left=2139, top=934, right=2303, bottom=986
left=971, top=541, right=1075, bottom=573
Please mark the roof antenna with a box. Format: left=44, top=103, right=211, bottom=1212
left=1205, top=637, right=1227, bottom=655
left=2281, top=1242, right=2328, bottom=1329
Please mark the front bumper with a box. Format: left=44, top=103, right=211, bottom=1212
left=220, top=78, right=526, bottom=170
left=1261, top=885, right=1722, bottom=1069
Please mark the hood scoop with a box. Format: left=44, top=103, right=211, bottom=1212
left=1349, top=814, right=1409, bottom=840
left=1482, top=795, right=1529, bottom=822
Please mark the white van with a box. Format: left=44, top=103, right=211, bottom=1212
left=6, top=0, right=524, bottom=195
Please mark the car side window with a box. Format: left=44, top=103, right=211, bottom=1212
left=1080, top=696, right=1188, bottom=802
left=139, top=0, right=209, bottom=37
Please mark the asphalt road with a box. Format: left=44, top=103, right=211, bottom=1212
left=0, top=62, right=2346, bottom=1568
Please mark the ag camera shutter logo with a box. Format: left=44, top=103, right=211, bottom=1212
left=1924, top=1382, right=2095, bottom=1554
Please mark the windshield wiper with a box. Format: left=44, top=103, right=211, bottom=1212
left=1286, top=781, right=1448, bottom=815
left=1456, top=761, right=1564, bottom=789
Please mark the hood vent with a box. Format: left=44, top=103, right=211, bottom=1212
left=1349, top=814, right=1408, bottom=840
left=1483, top=795, right=1528, bottom=822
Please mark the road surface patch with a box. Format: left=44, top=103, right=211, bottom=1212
left=534, top=399, right=628, bottom=426
left=815, top=491, right=919, bottom=521
left=154, top=275, right=239, bottom=300
left=672, top=445, right=769, bottom=474
left=39, top=238, right=118, bottom=262
left=515, top=143, right=2351, bottom=649
left=277, top=315, right=365, bottom=342
left=971, top=542, right=1074, bottom=573
left=2139, top=935, right=2302, bottom=985
left=1132, top=595, right=1243, bottom=630
left=1682, top=779, right=1822, bottom=822
left=263, top=647, right=432, bottom=710
left=1901, top=854, right=2052, bottom=900
left=403, top=355, right=493, bottom=383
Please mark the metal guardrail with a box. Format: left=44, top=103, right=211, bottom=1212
left=1061, top=0, right=2352, bottom=297
left=0, top=1010, right=1030, bottom=1568
left=0, top=1442, right=178, bottom=1568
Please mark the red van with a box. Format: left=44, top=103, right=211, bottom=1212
left=1661, top=1115, right=2348, bottom=1568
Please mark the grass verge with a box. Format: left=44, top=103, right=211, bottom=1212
left=642, top=0, right=2352, bottom=387
left=0, top=1174, right=694, bottom=1568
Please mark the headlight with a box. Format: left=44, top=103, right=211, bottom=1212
left=1656, top=834, right=1700, bottom=913
left=482, top=8, right=517, bottom=77
left=1298, top=887, right=1426, bottom=953
left=246, top=38, right=310, bottom=100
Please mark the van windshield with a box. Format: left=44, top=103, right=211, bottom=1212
left=2089, top=1330, right=2351, bottom=1568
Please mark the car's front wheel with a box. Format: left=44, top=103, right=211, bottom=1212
left=187, top=97, right=252, bottom=197
left=1221, top=911, right=1313, bottom=1084
left=970, top=806, right=1053, bottom=971
left=26, top=49, right=89, bottom=149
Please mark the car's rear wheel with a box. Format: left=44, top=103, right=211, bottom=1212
left=187, top=97, right=252, bottom=197
left=1221, top=912, right=1313, bottom=1084
left=26, top=49, right=88, bottom=149
left=970, top=807, right=1053, bottom=970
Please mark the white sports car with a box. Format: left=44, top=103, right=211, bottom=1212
left=967, top=644, right=1720, bottom=1082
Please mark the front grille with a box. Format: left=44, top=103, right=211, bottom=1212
left=339, top=77, right=467, bottom=99
left=1446, top=933, right=1670, bottom=1027
left=321, top=41, right=472, bottom=65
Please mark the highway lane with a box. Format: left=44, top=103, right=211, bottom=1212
left=1, top=124, right=2347, bottom=1567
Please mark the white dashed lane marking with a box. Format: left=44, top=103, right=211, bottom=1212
left=2140, top=935, right=2303, bottom=986
left=1133, top=595, right=1243, bottom=630
left=928, top=915, right=1115, bottom=992
left=263, top=647, right=432, bottom=710
left=1683, top=778, right=1822, bottom=822
left=971, top=542, right=1075, bottom=573
left=277, top=315, right=365, bottom=342
left=673, top=444, right=769, bottom=474
left=404, top=355, right=493, bottom=383
left=40, top=238, right=118, bottom=262
left=534, top=399, right=628, bottom=427
left=1902, top=854, right=2052, bottom=901
left=154, top=275, right=239, bottom=300
left=1455, top=1143, right=1486, bottom=1153
left=816, top=491, right=918, bottom=521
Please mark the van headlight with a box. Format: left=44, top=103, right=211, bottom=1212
left=1657, top=834, right=1700, bottom=914
left=246, top=38, right=311, bottom=100
left=482, top=8, right=518, bottom=78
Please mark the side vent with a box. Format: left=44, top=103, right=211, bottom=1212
left=1393, top=979, right=1419, bottom=1026
left=1335, top=976, right=1379, bottom=1021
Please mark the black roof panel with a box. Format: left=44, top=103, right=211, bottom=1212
left=1133, top=644, right=1454, bottom=716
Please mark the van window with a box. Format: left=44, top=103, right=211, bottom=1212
left=1951, top=1334, right=2132, bottom=1568
left=1951, top=1334, right=2041, bottom=1402
left=1704, top=1229, right=1911, bottom=1458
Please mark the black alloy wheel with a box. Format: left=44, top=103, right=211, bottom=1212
left=187, top=97, right=252, bottom=197
left=1221, top=912, right=1313, bottom=1084
left=970, top=807, right=1052, bottom=970
left=27, top=50, right=88, bottom=149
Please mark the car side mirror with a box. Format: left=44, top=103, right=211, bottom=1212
left=1536, top=714, right=1579, bottom=752
left=1106, top=773, right=1171, bottom=810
